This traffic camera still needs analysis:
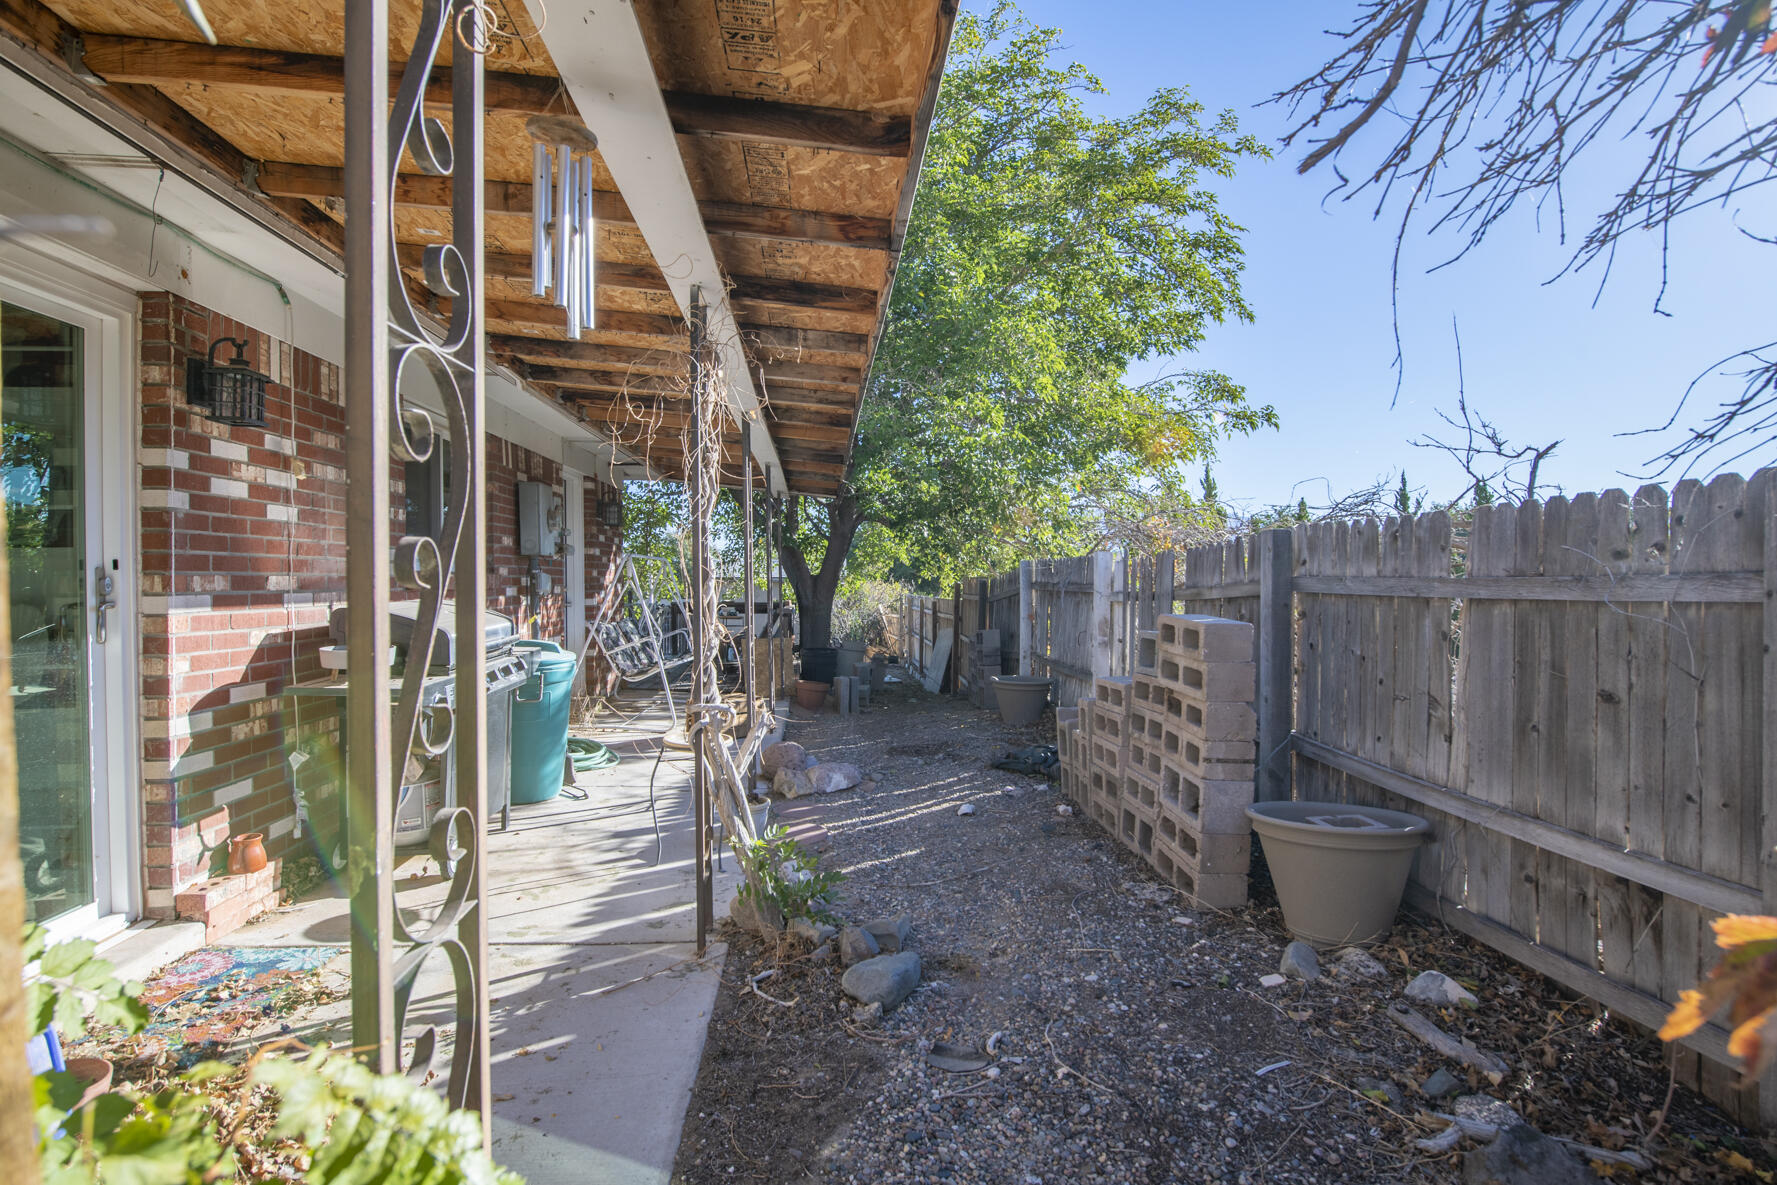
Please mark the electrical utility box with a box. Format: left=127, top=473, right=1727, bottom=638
left=515, top=481, right=561, bottom=556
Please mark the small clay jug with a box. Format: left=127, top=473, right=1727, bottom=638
left=228, top=832, right=268, bottom=875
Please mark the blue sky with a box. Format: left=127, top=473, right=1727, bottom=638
left=1006, top=0, right=1773, bottom=514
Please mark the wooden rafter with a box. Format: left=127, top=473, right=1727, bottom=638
left=76, top=35, right=911, bottom=157
left=257, top=162, right=890, bottom=250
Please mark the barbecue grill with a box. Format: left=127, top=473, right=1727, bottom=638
left=292, top=602, right=531, bottom=867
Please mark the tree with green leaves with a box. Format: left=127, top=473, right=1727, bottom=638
left=777, top=2, right=1277, bottom=647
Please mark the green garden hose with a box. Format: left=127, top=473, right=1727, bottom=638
left=567, top=737, right=620, bottom=773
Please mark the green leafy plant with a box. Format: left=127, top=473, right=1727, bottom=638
left=734, top=827, right=844, bottom=925
left=27, top=925, right=523, bottom=1184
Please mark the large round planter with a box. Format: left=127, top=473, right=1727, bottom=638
left=989, top=675, right=1051, bottom=727
left=794, top=680, right=830, bottom=711
left=800, top=646, right=838, bottom=684
left=1247, top=801, right=1430, bottom=948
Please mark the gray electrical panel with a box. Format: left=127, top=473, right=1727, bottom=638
left=516, top=481, right=559, bottom=556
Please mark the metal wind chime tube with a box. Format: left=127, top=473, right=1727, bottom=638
left=533, top=141, right=598, bottom=337
left=345, top=0, right=491, bottom=1139
left=529, top=143, right=551, bottom=299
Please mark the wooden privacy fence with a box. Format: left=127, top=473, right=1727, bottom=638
left=1278, top=472, right=1777, bottom=1126
left=898, top=467, right=1777, bottom=1125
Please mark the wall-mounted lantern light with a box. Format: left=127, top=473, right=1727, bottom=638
left=600, top=497, right=623, bottom=527
left=186, top=336, right=268, bottom=427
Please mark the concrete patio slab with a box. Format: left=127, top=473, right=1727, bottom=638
left=215, top=694, right=746, bottom=1185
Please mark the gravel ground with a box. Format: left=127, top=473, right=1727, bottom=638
left=671, top=683, right=1769, bottom=1184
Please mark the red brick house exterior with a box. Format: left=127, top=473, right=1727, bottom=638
left=137, top=293, right=623, bottom=920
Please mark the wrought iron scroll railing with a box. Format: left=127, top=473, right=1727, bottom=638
left=344, top=0, right=492, bottom=1142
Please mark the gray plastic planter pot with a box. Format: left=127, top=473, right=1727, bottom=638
left=1247, top=801, right=1430, bottom=949
left=989, top=675, right=1051, bottom=727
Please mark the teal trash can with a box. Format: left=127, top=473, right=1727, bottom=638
left=510, top=640, right=576, bottom=805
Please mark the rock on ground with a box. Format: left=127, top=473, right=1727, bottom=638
left=809, top=762, right=864, bottom=795
left=1407, top=969, right=1479, bottom=1008
left=1461, top=1121, right=1594, bottom=1185
left=760, top=741, right=807, bottom=778
left=840, top=951, right=921, bottom=1012
left=861, top=913, right=912, bottom=953
left=773, top=765, right=814, bottom=799
left=838, top=925, right=880, bottom=967
left=1421, top=1066, right=1463, bottom=1099
left=1332, top=946, right=1387, bottom=979
left=1279, top=940, right=1320, bottom=980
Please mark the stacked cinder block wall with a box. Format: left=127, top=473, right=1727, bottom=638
left=137, top=292, right=623, bottom=922
left=1057, top=613, right=1257, bottom=908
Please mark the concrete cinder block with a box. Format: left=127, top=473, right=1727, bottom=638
left=1157, top=613, right=1255, bottom=664
left=1188, top=871, right=1251, bottom=911
left=1135, top=630, right=1160, bottom=675
left=1158, top=692, right=1257, bottom=741
left=1088, top=703, right=1127, bottom=745
left=1177, top=829, right=1252, bottom=877
left=1157, top=654, right=1256, bottom=705
left=1121, top=768, right=1159, bottom=813
left=1126, top=733, right=1164, bottom=782
left=1131, top=674, right=1164, bottom=711
left=1093, top=675, right=1134, bottom=712
left=1160, top=765, right=1254, bottom=835
left=1164, top=725, right=1256, bottom=780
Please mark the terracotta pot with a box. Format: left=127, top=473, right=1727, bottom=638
left=228, top=832, right=268, bottom=875
left=794, top=679, right=830, bottom=711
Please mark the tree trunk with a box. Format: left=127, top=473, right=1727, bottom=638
left=779, top=492, right=862, bottom=652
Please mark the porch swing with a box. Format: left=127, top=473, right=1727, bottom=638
left=577, top=553, right=696, bottom=725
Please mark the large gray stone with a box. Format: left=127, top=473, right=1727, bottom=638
left=773, top=765, right=814, bottom=799
left=808, top=762, right=864, bottom=795
left=1332, top=947, right=1387, bottom=979
left=862, top=913, right=912, bottom=953
left=1280, top=941, right=1321, bottom=981
left=760, top=741, right=808, bottom=778
left=841, top=951, right=921, bottom=1012
left=1461, top=1121, right=1592, bottom=1185
left=1406, top=970, right=1479, bottom=1009
left=838, top=925, right=880, bottom=967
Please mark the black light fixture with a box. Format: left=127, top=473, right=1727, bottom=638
left=600, top=496, right=623, bottom=526
left=186, top=336, right=268, bottom=427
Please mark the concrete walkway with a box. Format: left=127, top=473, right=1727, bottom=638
left=221, top=696, right=748, bottom=1185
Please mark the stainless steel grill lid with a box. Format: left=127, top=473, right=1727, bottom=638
left=329, top=601, right=518, bottom=667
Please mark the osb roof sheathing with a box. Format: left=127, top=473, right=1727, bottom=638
left=21, top=0, right=955, bottom=493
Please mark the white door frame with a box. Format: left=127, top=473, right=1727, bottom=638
left=561, top=469, right=587, bottom=688
left=0, top=250, right=143, bottom=938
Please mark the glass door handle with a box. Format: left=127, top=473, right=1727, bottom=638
left=93, top=567, right=115, bottom=645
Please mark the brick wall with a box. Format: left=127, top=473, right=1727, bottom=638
left=486, top=438, right=564, bottom=639
left=136, top=292, right=620, bottom=917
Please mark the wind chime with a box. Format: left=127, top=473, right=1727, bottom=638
left=529, top=116, right=599, bottom=338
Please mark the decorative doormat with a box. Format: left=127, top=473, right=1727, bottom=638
left=125, top=945, right=345, bottom=1068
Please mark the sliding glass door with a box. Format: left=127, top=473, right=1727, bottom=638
left=2, top=297, right=116, bottom=929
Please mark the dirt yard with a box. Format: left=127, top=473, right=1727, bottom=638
left=671, top=683, right=1768, bottom=1184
